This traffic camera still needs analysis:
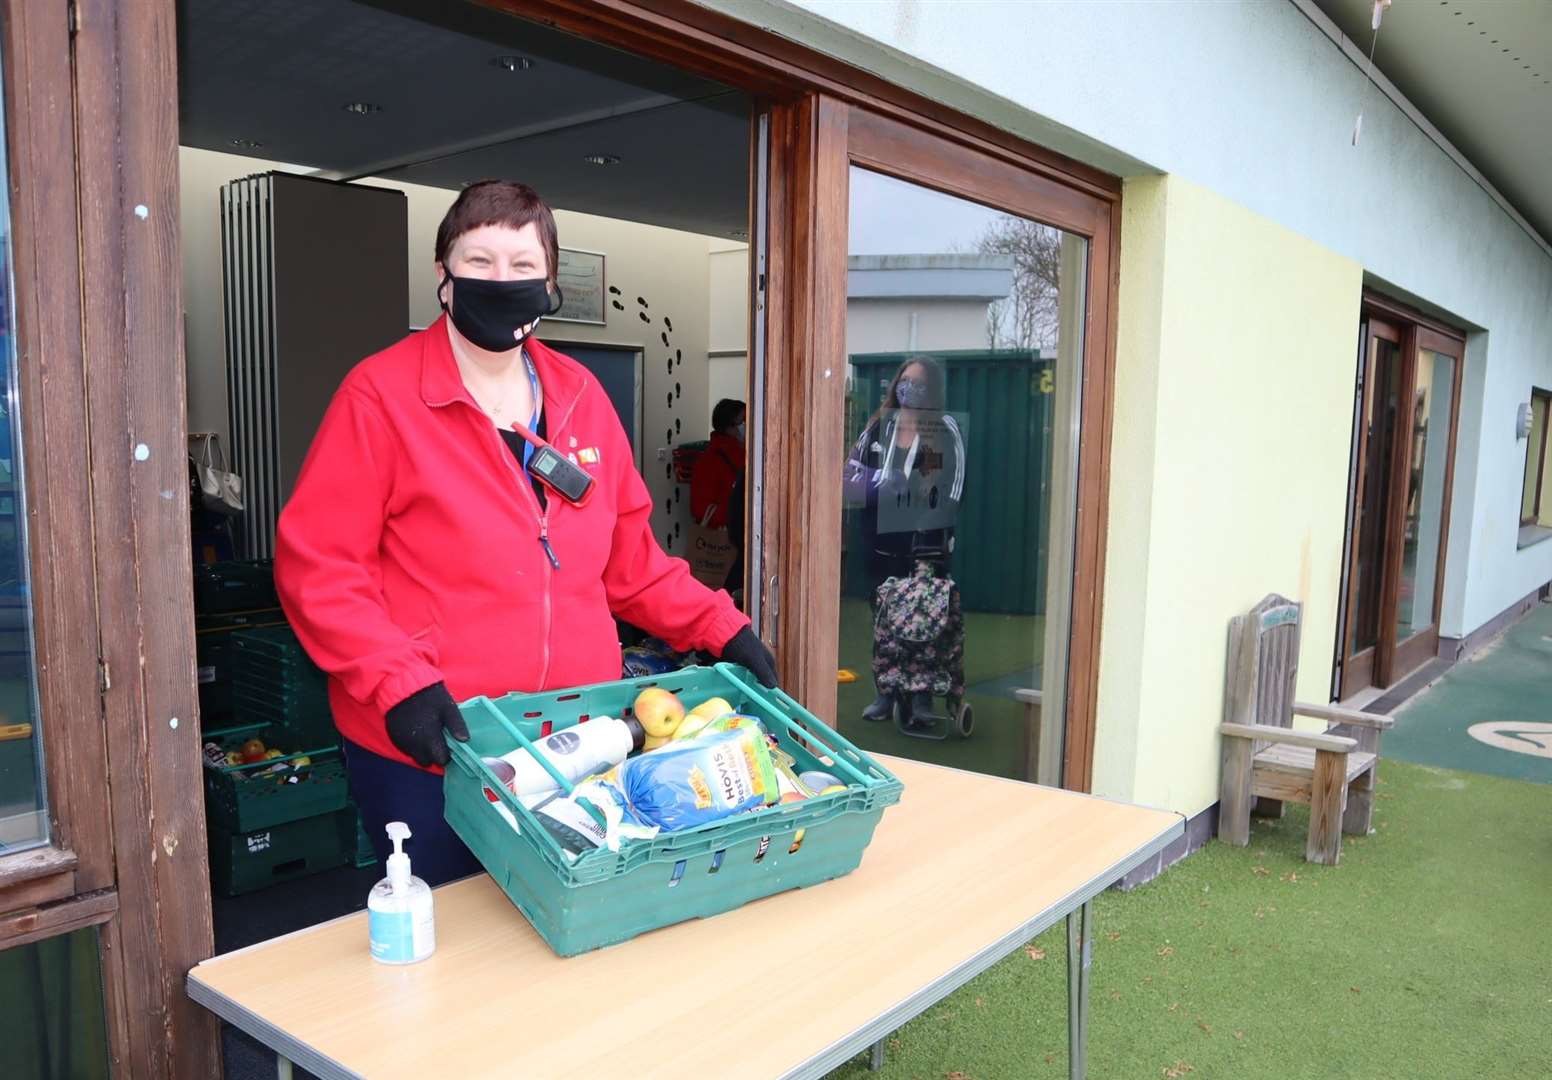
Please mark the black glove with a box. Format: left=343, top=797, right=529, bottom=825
left=718, top=625, right=778, bottom=688
left=385, top=682, right=469, bottom=768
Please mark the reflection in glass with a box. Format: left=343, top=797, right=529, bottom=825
left=0, top=46, right=47, bottom=855
left=0, top=927, right=112, bottom=1078
left=1521, top=393, right=1548, bottom=524
left=836, top=167, right=1086, bottom=785
left=1396, top=351, right=1455, bottom=642
left=1352, top=335, right=1401, bottom=654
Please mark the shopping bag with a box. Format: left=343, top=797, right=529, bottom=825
left=686, top=509, right=737, bottom=589
left=189, top=432, right=244, bottom=516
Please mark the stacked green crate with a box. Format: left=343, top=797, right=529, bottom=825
left=196, top=609, right=286, bottom=728
left=206, top=625, right=361, bottom=892
left=192, top=559, right=284, bottom=729
left=230, top=625, right=335, bottom=748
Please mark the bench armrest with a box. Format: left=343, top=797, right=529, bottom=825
left=1220, top=722, right=1357, bottom=753
left=1293, top=702, right=1394, bottom=730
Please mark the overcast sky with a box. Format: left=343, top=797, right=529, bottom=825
left=847, top=166, right=1011, bottom=256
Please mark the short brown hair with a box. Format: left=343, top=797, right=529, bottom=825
left=435, top=180, right=559, bottom=283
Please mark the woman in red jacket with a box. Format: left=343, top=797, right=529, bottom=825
left=275, top=181, right=775, bottom=884
left=689, top=398, right=746, bottom=590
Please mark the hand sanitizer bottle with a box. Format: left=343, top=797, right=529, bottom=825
left=368, top=822, right=435, bottom=964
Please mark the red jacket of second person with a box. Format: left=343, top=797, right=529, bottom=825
left=275, top=317, right=748, bottom=769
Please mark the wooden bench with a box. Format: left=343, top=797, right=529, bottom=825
left=1219, top=594, right=1393, bottom=865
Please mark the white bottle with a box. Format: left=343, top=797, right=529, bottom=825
left=485, top=716, right=646, bottom=803
left=367, top=822, right=435, bottom=965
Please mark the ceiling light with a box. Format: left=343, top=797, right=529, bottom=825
left=493, top=55, right=535, bottom=72
left=342, top=102, right=382, bottom=115
left=229, top=138, right=264, bottom=149
left=582, top=154, right=621, bottom=166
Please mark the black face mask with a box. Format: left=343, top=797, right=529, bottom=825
left=439, top=272, right=562, bottom=352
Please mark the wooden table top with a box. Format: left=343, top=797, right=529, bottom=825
left=188, top=757, right=1181, bottom=1079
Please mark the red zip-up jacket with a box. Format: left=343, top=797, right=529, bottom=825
left=274, top=317, right=748, bottom=769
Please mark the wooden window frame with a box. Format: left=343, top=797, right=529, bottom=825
left=1520, top=387, right=1551, bottom=526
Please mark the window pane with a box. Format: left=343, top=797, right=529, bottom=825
left=1352, top=335, right=1402, bottom=653
left=1396, top=351, right=1455, bottom=642
left=1521, top=393, right=1548, bottom=523
left=836, top=166, right=1086, bottom=786
left=0, top=927, right=112, bottom=1079
left=0, top=42, right=47, bottom=854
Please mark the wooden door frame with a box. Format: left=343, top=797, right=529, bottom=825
left=1340, top=295, right=1466, bottom=697
left=0, top=0, right=218, bottom=1074
left=476, top=0, right=1119, bottom=791
left=1391, top=328, right=1464, bottom=676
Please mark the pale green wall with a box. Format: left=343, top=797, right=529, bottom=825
left=1094, top=175, right=1363, bottom=815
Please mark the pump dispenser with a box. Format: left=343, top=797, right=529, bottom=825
left=367, top=821, right=435, bottom=964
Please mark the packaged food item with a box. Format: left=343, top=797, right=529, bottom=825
left=610, top=725, right=778, bottom=832
left=564, top=777, right=659, bottom=853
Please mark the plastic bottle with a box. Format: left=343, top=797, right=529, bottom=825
left=484, top=716, right=646, bottom=802
left=367, top=822, right=435, bottom=965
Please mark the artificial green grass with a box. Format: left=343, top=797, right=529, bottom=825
left=824, top=760, right=1552, bottom=1079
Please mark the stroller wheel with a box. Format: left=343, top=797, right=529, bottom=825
left=954, top=701, right=974, bottom=738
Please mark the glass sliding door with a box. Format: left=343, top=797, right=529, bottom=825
left=1338, top=306, right=1463, bottom=697
left=835, top=167, right=1088, bottom=784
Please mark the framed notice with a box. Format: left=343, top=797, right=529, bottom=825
left=551, top=248, right=606, bottom=325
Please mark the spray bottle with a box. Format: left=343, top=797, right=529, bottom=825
left=367, top=822, right=435, bottom=965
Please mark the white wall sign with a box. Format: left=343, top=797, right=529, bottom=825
left=552, top=248, right=606, bottom=325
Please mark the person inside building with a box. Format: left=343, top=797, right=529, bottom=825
left=275, top=180, right=777, bottom=885
left=689, top=398, right=747, bottom=593
left=844, top=355, right=966, bottom=730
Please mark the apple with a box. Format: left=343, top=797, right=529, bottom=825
left=224, top=751, right=243, bottom=766
left=292, top=755, right=311, bottom=767
left=264, top=749, right=284, bottom=760
left=632, top=688, right=685, bottom=738
left=240, top=737, right=266, bottom=759
left=240, top=747, right=268, bottom=764
left=781, top=791, right=806, bottom=804
left=642, top=733, right=672, bottom=752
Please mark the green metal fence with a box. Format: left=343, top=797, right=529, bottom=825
left=843, top=349, right=1053, bottom=616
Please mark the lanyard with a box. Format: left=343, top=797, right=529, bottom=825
left=520, top=350, right=542, bottom=471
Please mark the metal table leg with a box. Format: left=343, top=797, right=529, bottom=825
left=869, top=1038, right=885, bottom=1071
left=1066, top=900, right=1093, bottom=1080
left=277, top=1055, right=293, bottom=1080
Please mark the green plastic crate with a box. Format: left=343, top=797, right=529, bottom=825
left=208, top=807, right=355, bottom=897
left=195, top=609, right=286, bottom=727
left=443, top=663, right=903, bottom=957
left=202, top=723, right=348, bottom=833
left=193, top=559, right=279, bottom=615
left=230, top=626, right=336, bottom=746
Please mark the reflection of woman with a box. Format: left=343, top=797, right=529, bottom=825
left=690, top=399, right=746, bottom=591
left=844, top=356, right=965, bottom=726
left=276, top=181, right=775, bottom=885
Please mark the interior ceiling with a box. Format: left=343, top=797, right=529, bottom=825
left=176, top=0, right=751, bottom=239
left=1312, top=0, right=1552, bottom=245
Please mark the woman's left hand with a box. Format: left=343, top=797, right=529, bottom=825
left=717, top=625, right=778, bottom=688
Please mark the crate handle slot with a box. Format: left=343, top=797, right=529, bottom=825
left=667, top=859, right=686, bottom=887
left=713, top=665, right=877, bottom=788
left=753, top=836, right=770, bottom=863
left=708, top=850, right=724, bottom=874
